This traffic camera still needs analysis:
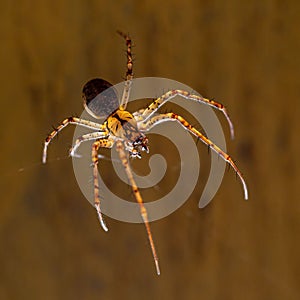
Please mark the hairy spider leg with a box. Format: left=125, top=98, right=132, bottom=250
left=42, top=117, right=106, bottom=164
left=135, top=90, right=235, bottom=139
left=139, top=113, right=248, bottom=200
left=70, top=131, right=109, bottom=157
left=117, top=31, right=133, bottom=111
left=92, top=138, right=115, bottom=232
left=116, top=140, right=160, bottom=276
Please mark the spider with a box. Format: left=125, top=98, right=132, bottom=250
left=42, top=31, right=248, bottom=276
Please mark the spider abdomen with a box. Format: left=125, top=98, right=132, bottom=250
left=82, top=78, right=119, bottom=118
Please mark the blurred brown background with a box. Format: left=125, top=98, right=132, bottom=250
left=0, top=1, right=299, bottom=299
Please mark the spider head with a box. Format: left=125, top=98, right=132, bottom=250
left=129, top=134, right=149, bottom=158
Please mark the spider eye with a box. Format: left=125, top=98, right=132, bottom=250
left=82, top=78, right=119, bottom=119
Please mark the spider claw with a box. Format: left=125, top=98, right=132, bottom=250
left=155, top=259, right=161, bottom=276
left=95, top=203, right=108, bottom=232
left=235, top=170, right=249, bottom=200
left=42, top=143, right=49, bottom=164
left=101, top=220, right=109, bottom=232
left=223, top=107, right=235, bottom=140
left=242, top=180, right=249, bottom=200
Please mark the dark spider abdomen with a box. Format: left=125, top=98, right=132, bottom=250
left=82, top=78, right=119, bottom=118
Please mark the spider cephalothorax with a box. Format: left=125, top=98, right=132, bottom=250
left=42, top=31, right=248, bottom=276
left=106, top=109, right=149, bottom=158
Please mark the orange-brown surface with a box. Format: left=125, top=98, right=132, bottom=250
left=0, top=1, right=299, bottom=299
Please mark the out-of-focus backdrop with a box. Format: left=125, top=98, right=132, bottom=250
left=0, top=1, right=299, bottom=299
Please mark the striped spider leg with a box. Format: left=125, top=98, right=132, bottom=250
left=116, top=30, right=133, bottom=110
left=70, top=131, right=109, bottom=158
left=42, top=117, right=110, bottom=232
left=42, top=117, right=107, bottom=164
left=91, top=138, right=115, bottom=232
left=116, top=140, right=160, bottom=275
left=103, top=108, right=161, bottom=275
left=138, top=113, right=248, bottom=200
left=134, top=90, right=235, bottom=139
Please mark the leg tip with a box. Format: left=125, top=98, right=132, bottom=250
left=102, top=222, right=109, bottom=232
left=155, top=260, right=161, bottom=276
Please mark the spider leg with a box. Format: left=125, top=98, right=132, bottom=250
left=92, top=138, right=115, bottom=232
left=70, top=131, right=109, bottom=157
left=42, top=117, right=107, bottom=163
left=139, top=113, right=248, bottom=200
left=115, top=140, right=160, bottom=275
left=132, top=108, right=146, bottom=121
left=135, top=90, right=235, bottom=139
left=117, top=31, right=133, bottom=111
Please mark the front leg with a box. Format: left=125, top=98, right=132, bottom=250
left=42, top=116, right=106, bottom=163
left=117, top=31, right=133, bottom=111
left=135, top=90, right=235, bottom=139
